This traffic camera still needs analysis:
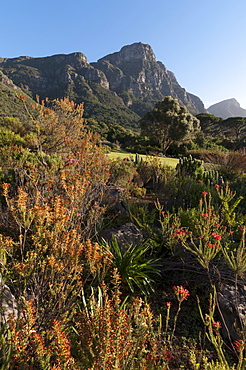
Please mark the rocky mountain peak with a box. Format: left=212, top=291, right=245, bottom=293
left=98, top=42, right=156, bottom=64
left=0, top=42, right=206, bottom=129
left=208, top=98, right=246, bottom=119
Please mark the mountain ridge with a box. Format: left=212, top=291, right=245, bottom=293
left=208, top=98, right=246, bottom=119
left=0, top=42, right=210, bottom=129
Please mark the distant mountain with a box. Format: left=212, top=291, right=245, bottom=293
left=208, top=98, right=246, bottom=119
left=0, top=43, right=206, bottom=130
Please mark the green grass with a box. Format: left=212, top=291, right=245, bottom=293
left=108, top=149, right=179, bottom=168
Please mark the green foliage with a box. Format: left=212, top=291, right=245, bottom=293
left=223, top=116, right=246, bottom=140
left=0, top=127, right=26, bottom=147
left=176, top=154, right=204, bottom=180
left=104, top=237, right=160, bottom=295
left=140, top=96, right=201, bottom=154
left=0, top=116, right=28, bottom=136
left=197, top=287, right=231, bottom=369
left=196, top=112, right=223, bottom=132
left=128, top=202, right=159, bottom=242
left=202, top=169, right=219, bottom=187
left=109, top=157, right=135, bottom=185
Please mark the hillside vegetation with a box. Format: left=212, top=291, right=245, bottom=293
left=1, top=95, right=246, bottom=369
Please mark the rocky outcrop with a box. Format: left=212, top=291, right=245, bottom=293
left=0, top=70, right=19, bottom=89
left=93, top=43, right=205, bottom=115
left=0, top=52, right=109, bottom=95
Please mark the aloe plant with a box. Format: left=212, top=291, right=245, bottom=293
left=103, top=237, right=161, bottom=295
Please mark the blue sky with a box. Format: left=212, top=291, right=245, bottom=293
left=2, top=0, right=246, bottom=109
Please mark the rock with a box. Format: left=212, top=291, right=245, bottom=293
left=100, top=222, right=145, bottom=249
left=95, top=42, right=205, bottom=114
left=102, top=185, right=127, bottom=214
left=0, top=275, right=18, bottom=324
left=217, top=284, right=246, bottom=342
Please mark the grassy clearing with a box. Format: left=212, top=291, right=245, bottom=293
left=108, top=149, right=179, bottom=168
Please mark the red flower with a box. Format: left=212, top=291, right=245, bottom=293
left=234, top=339, right=246, bottom=352
left=212, top=321, right=222, bottom=331
left=202, top=191, right=208, bottom=196
left=165, top=350, right=172, bottom=361
left=166, top=302, right=172, bottom=308
left=211, top=232, right=222, bottom=240
left=174, top=229, right=186, bottom=238
left=173, top=285, right=189, bottom=302
left=200, top=213, right=209, bottom=217
left=176, top=229, right=185, bottom=234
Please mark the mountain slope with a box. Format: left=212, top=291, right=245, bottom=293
left=208, top=98, right=246, bottom=119
left=0, top=43, right=206, bottom=130
left=0, top=70, right=35, bottom=119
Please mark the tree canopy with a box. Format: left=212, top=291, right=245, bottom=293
left=140, top=96, right=201, bottom=154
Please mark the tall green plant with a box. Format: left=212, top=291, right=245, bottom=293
left=103, top=237, right=160, bottom=295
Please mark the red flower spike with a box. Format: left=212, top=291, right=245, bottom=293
left=173, top=285, right=189, bottom=303
left=234, top=339, right=246, bottom=352
left=212, top=321, right=222, bottom=331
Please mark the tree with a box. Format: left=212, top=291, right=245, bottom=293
left=140, top=96, right=200, bottom=154
left=223, top=116, right=246, bottom=141
left=196, top=113, right=223, bottom=132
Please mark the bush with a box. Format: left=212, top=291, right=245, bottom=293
left=202, top=150, right=246, bottom=180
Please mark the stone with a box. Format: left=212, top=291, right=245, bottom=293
left=100, top=222, right=145, bottom=249
left=217, top=284, right=246, bottom=342
left=0, top=275, right=18, bottom=324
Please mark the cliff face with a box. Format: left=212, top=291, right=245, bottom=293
left=0, top=52, right=109, bottom=94
left=0, top=42, right=206, bottom=129
left=93, top=43, right=205, bottom=115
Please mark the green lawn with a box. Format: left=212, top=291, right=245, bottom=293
left=107, top=149, right=179, bottom=168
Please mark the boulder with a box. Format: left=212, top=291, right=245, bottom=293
left=100, top=222, right=145, bottom=249
left=0, top=275, right=18, bottom=324
left=217, top=284, right=246, bottom=342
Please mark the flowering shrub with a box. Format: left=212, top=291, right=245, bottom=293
left=2, top=96, right=246, bottom=368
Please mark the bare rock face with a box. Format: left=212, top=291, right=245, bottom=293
left=94, top=42, right=205, bottom=115
left=0, top=70, right=19, bottom=89
left=0, top=52, right=109, bottom=96
left=99, top=43, right=157, bottom=64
